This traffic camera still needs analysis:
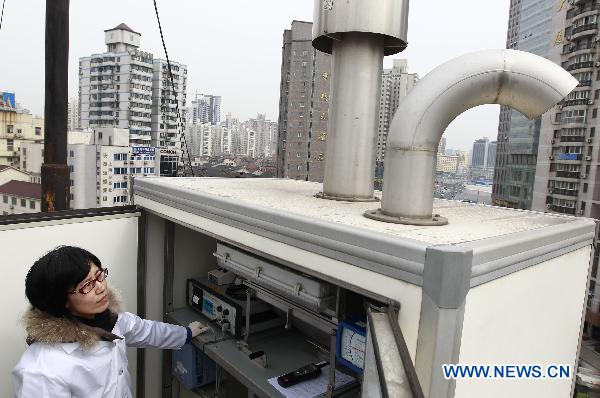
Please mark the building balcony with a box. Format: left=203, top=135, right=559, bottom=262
left=561, top=116, right=588, bottom=124
left=130, top=116, right=151, bottom=122
left=549, top=204, right=577, bottom=215
left=578, top=79, right=593, bottom=87
left=560, top=135, right=586, bottom=142
left=564, top=44, right=596, bottom=55
left=567, top=61, right=596, bottom=71
left=549, top=188, right=578, bottom=197
left=571, top=3, right=600, bottom=18
left=556, top=170, right=581, bottom=178
left=563, top=98, right=593, bottom=107
left=571, top=23, right=598, bottom=38
left=558, top=153, right=583, bottom=160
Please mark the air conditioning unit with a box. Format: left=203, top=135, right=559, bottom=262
left=581, top=173, right=588, bottom=178
left=547, top=204, right=552, bottom=209
left=551, top=139, right=556, bottom=144
left=558, top=104, right=563, bottom=109
left=595, top=37, right=600, bottom=43
left=549, top=155, right=555, bottom=160
left=586, top=156, right=592, bottom=160
left=579, top=209, right=584, bottom=215
left=589, top=99, right=595, bottom=105
left=595, top=62, right=600, bottom=67
left=588, top=138, right=593, bottom=143
left=549, top=188, right=554, bottom=194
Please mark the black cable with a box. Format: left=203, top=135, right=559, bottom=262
left=0, top=0, right=6, bottom=32
left=226, top=284, right=254, bottom=301
left=152, top=0, right=194, bottom=177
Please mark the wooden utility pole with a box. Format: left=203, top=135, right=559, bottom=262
left=41, top=0, right=70, bottom=212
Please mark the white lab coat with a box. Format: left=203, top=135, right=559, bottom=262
left=12, top=311, right=187, bottom=398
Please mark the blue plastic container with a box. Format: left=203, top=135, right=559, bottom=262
left=172, top=343, right=216, bottom=389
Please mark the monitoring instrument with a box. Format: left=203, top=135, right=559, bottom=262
left=187, top=277, right=283, bottom=338
left=336, top=318, right=367, bottom=374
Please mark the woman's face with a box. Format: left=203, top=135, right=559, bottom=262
left=65, top=263, right=110, bottom=318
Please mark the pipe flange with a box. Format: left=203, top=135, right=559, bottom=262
left=315, top=192, right=380, bottom=202
left=363, top=209, right=448, bottom=226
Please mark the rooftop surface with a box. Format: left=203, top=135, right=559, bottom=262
left=136, top=177, right=583, bottom=246
left=0, top=180, right=41, bottom=199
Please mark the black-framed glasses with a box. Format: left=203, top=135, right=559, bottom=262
left=69, top=268, right=108, bottom=295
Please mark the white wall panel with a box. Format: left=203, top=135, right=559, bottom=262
left=0, top=213, right=138, bottom=397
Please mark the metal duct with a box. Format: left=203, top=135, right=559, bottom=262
left=365, top=49, right=578, bottom=225
left=313, top=0, right=409, bottom=201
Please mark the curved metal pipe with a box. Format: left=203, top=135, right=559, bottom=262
left=368, top=49, right=578, bottom=224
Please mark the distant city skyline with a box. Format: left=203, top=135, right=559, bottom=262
left=0, top=0, right=510, bottom=150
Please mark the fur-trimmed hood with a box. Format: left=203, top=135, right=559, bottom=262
left=22, top=287, right=124, bottom=351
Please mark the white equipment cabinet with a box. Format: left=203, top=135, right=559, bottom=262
left=134, top=177, right=595, bottom=398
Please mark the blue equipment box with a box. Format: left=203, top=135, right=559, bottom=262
left=172, top=343, right=217, bottom=390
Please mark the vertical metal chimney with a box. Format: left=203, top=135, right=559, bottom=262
left=42, top=0, right=70, bottom=212
left=312, top=0, right=409, bottom=201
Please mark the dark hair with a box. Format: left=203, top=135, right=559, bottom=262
left=25, top=246, right=102, bottom=317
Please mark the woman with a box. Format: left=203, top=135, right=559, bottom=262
left=12, top=246, right=205, bottom=397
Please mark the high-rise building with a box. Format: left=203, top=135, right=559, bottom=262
left=492, top=0, right=553, bottom=209
left=79, top=24, right=187, bottom=151
left=21, top=128, right=158, bottom=209
left=68, top=97, right=80, bottom=131
left=152, top=59, right=188, bottom=149
left=245, top=114, right=277, bottom=158
left=532, top=2, right=600, bottom=217
left=377, top=59, right=418, bottom=162
left=276, top=22, right=417, bottom=181
left=436, top=153, right=468, bottom=175
left=531, top=0, right=600, bottom=355
left=191, top=94, right=221, bottom=125
left=276, top=21, right=331, bottom=182
left=471, top=137, right=497, bottom=180
left=0, top=93, right=44, bottom=167
left=438, top=136, right=447, bottom=156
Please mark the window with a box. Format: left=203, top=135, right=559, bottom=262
left=69, top=150, right=74, bottom=157
left=35, top=127, right=41, bottom=136
left=20, top=199, right=26, bottom=207
left=11, top=197, right=16, bottom=205
left=29, top=201, right=35, bottom=209
left=2, top=195, right=7, bottom=203
left=594, top=108, right=598, bottom=119
left=7, top=139, right=13, bottom=151
left=6, top=125, right=14, bottom=134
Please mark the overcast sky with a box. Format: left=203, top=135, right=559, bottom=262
left=0, top=1, right=510, bottom=150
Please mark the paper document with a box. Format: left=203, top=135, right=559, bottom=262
left=267, top=365, right=357, bottom=398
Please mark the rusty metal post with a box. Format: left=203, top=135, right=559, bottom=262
left=41, top=0, right=70, bottom=212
